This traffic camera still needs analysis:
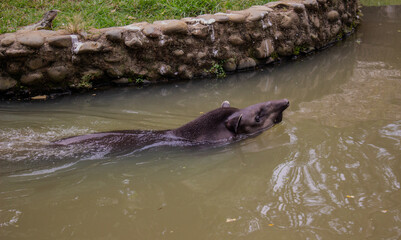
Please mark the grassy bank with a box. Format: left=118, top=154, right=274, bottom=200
left=360, top=0, right=401, bottom=6
left=0, top=0, right=271, bottom=34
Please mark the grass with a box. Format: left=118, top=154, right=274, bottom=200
left=0, top=0, right=272, bottom=34
left=359, top=0, right=401, bottom=6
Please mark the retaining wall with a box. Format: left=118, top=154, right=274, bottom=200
left=0, top=0, right=360, bottom=98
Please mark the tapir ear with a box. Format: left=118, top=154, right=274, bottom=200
left=221, top=100, right=230, bottom=108
left=225, top=114, right=242, bottom=134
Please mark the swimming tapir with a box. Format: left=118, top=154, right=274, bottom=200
left=54, top=99, right=289, bottom=154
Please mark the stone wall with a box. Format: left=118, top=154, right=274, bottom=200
left=0, top=0, right=360, bottom=98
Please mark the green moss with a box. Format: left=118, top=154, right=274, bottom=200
left=81, top=73, right=98, bottom=82
left=78, top=71, right=102, bottom=89
left=293, top=46, right=307, bottom=56
left=336, top=32, right=344, bottom=41
left=135, top=76, right=145, bottom=84
left=270, top=52, right=279, bottom=60
left=77, top=79, right=92, bottom=89
left=78, top=74, right=92, bottom=88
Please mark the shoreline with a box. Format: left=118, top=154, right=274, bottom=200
left=0, top=0, right=361, bottom=100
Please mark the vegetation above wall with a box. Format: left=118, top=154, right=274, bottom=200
left=1, top=0, right=275, bottom=34
left=359, top=0, right=401, bottom=6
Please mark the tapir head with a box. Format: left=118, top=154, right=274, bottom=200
left=225, top=99, right=289, bottom=135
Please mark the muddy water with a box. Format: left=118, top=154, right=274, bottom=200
left=1, top=6, right=401, bottom=239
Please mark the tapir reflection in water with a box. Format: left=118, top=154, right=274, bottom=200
left=54, top=99, right=289, bottom=155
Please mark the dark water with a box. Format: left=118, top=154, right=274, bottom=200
left=1, top=6, right=401, bottom=239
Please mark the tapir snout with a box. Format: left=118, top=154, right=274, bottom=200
left=224, top=99, right=289, bottom=136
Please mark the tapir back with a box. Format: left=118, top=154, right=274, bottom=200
left=172, top=107, right=239, bottom=142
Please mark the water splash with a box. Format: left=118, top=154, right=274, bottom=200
left=9, top=162, right=77, bottom=177
left=0, top=209, right=22, bottom=227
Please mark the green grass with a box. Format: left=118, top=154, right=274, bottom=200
left=0, top=0, right=272, bottom=34
left=360, top=0, right=401, bottom=6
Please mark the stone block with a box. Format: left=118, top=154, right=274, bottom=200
left=1, top=35, right=16, bottom=47
left=281, top=12, right=300, bottom=29
left=291, top=3, right=306, bottom=13
left=237, top=58, right=256, bottom=70
left=104, top=55, right=123, bottom=63
left=105, top=29, right=124, bottom=42
left=7, top=62, right=23, bottom=74
left=197, top=52, right=207, bottom=59
left=154, top=20, right=188, bottom=35
left=21, top=72, right=44, bottom=85
left=76, top=42, right=103, bottom=54
left=311, top=15, right=320, bottom=28
left=223, top=58, right=237, bottom=72
left=173, top=49, right=184, bottom=56
left=159, top=64, right=173, bottom=76
left=245, top=8, right=272, bottom=22
left=304, top=0, right=318, bottom=9
left=277, top=43, right=293, bottom=56
left=178, top=65, right=193, bottom=79
left=125, top=37, right=143, bottom=48
left=113, top=78, right=130, bottom=84
left=107, top=67, right=124, bottom=78
left=190, top=25, right=209, bottom=38
left=26, top=58, right=49, bottom=70
left=255, top=39, right=274, bottom=59
left=48, top=35, right=72, bottom=48
left=327, top=10, right=340, bottom=22
left=212, top=14, right=230, bottom=23
left=142, top=25, right=162, bottom=38
left=47, top=66, right=69, bottom=82
left=6, top=49, right=34, bottom=57
left=0, top=76, right=17, bottom=91
left=227, top=14, right=246, bottom=23
left=228, top=34, right=245, bottom=45
left=249, top=5, right=273, bottom=11
left=331, top=24, right=342, bottom=36
left=17, top=33, right=45, bottom=48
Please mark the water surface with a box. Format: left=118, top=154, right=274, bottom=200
left=1, top=6, right=401, bottom=239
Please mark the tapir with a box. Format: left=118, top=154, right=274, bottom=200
left=54, top=99, right=289, bottom=154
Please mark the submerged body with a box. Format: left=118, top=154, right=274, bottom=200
left=54, top=99, right=289, bottom=154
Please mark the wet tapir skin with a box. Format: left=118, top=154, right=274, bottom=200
left=54, top=99, right=289, bottom=154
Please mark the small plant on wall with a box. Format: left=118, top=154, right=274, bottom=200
left=206, top=62, right=226, bottom=79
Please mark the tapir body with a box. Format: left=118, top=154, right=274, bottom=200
left=54, top=99, right=289, bottom=154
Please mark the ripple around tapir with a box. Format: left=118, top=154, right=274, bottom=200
left=0, top=0, right=360, bottom=99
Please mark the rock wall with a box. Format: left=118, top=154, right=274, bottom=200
left=0, top=0, right=360, bottom=98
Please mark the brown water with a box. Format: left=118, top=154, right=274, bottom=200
left=1, top=6, right=401, bottom=239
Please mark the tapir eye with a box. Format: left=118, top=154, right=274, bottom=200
left=255, top=115, right=260, bottom=122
